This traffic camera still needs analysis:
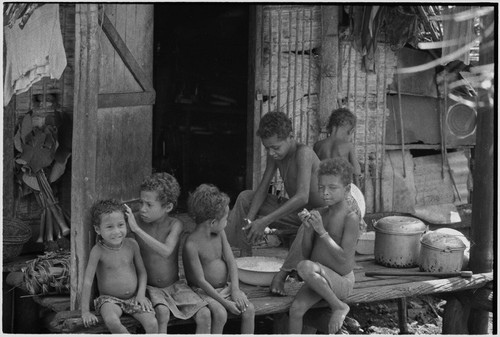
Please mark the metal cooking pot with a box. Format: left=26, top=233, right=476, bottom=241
left=374, top=216, right=427, bottom=268
left=419, top=231, right=466, bottom=272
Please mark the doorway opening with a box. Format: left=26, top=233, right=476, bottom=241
left=153, top=4, right=249, bottom=210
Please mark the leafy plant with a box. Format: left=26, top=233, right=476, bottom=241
left=14, top=111, right=71, bottom=243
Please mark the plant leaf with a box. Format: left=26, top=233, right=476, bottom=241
left=14, top=129, right=23, bottom=152
left=20, top=112, right=33, bottom=143
left=22, top=172, right=40, bottom=191
left=49, top=147, right=71, bottom=183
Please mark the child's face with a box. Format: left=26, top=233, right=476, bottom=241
left=318, top=174, right=348, bottom=206
left=262, top=134, right=293, bottom=161
left=139, top=190, right=171, bottom=223
left=95, top=211, right=127, bottom=247
left=210, top=205, right=230, bottom=233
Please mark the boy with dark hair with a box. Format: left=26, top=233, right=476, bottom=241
left=183, top=184, right=255, bottom=334
left=124, top=172, right=210, bottom=333
left=289, top=158, right=359, bottom=334
left=225, top=111, right=325, bottom=295
left=313, top=108, right=361, bottom=185
left=81, top=199, right=158, bottom=333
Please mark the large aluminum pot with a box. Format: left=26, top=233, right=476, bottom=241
left=419, top=231, right=466, bottom=272
left=374, top=216, right=427, bottom=268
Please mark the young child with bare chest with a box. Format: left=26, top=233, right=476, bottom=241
left=81, top=199, right=158, bottom=333
left=124, top=172, right=210, bottom=333
left=289, top=158, right=360, bottom=334
left=183, top=184, right=255, bottom=334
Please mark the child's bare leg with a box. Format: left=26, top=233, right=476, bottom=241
left=193, top=306, right=211, bottom=334
left=207, top=300, right=227, bottom=333
left=289, top=284, right=322, bottom=334
left=154, top=305, right=170, bottom=333
left=297, top=260, right=350, bottom=333
left=100, top=303, right=128, bottom=333
left=270, top=270, right=289, bottom=296
left=241, top=301, right=255, bottom=334
left=131, top=311, right=158, bottom=333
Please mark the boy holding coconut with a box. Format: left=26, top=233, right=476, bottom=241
left=289, top=158, right=359, bottom=334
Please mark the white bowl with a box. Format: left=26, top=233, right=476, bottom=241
left=235, top=256, right=284, bottom=286
left=356, top=231, right=375, bottom=255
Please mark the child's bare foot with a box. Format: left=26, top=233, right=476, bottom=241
left=328, top=303, right=350, bottom=334
left=270, top=270, right=288, bottom=296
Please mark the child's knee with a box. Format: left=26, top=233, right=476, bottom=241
left=243, top=302, right=255, bottom=318
left=142, top=315, right=158, bottom=333
left=297, top=260, right=314, bottom=279
left=211, top=304, right=228, bottom=323
left=102, top=315, right=123, bottom=330
left=194, top=307, right=211, bottom=326
left=155, top=305, right=170, bottom=323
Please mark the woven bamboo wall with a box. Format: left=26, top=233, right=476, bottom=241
left=258, top=5, right=322, bottom=193
left=256, top=5, right=398, bottom=209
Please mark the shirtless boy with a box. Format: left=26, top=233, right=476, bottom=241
left=289, top=158, right=359, bottom=334
left=81, top=199, right=157, bottom=333
left=124, top=172, right=210, bottom=333
left=183, top=184, right=255, bottom=334
left=224, top=111, right=325, bottom=295
left=313, top=108, right=362, bottom=185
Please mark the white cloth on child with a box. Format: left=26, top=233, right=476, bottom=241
left=4, top=4, right=67, bottom=106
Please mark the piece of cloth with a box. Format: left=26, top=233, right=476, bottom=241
left=192, top=283, right=232, bottom=307
left=4, top=4, right=67, bottom=106
left=147, top=281, right=208, bottom=320
left=94, top=295, right=153, bottom=316
left=314, top=263, right=355, bottom=300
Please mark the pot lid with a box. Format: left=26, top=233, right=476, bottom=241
left=375, top=216, right=427, bottom=234
left=421, top=231, right=467, bottom=250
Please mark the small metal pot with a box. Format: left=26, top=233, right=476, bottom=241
left=419, top=231, right=466, bottom=272
left=374, top=216, right=427, bottom=268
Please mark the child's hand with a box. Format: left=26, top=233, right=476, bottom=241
left=135, top=294, right=153, bottom=312
left=124, top=204, right=139, bottom=232
left=224, top=300, right=242, bottom=315
left=231, top=289, right=250, bottom=312
left=82, top=311, right=99, bottom=327
left=307, top=210, right=326, bottom=235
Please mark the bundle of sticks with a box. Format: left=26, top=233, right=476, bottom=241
left=34, top=169, right=70, bottom=242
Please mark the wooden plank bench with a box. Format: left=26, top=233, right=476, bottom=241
left=36, top=254, right=492, bottom=334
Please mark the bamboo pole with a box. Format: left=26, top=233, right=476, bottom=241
left=277, top=8, right=282, bottom=111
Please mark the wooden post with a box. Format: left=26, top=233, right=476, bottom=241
left=3, top=98, right=16, bottom=218
left=318, top=5, right=339, bottom=131
left=397, top=297, right=409, bottom=334
left=442, top=295, right=471, bottom=334
left=468, top=8, right=494, bottom=334
left=248, top=5, right=263, bottom=189
left=71, top=3, right=100, bottom=310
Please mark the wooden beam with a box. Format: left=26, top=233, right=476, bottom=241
left=71, top=4, right=100, bottom=311
left=468, top=8, right=494, bottom=334
left=249, top=5, right=264, bottom=189
left=97, top=91, right=155, bottom=108
left=3, top=98, right=16, bottom=218
left=318, top=5, right=339, bottom=130
left=98, top=11, right=154, bottom=92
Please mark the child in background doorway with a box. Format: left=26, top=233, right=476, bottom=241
left=183, top=184, right=255, bottom=334
left=81, top=199, right=158, bottom=333
left=313, top=108, right=362, bottom=186
left=289, top=158, right=359, bottom=334
left=124, top=172, right=210, bottom=334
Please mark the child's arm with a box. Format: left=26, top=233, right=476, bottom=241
left=244, top=147, right=314, bottom=243
left=124, top=204, right=183, bottom=258
left=183, top=239, right=241, bottom=315
left=348, top=144, right=362, bottom=186
left=81, top=246, right=101, bottom=327
left=130, top=238, right=153, bottom=312
left=221, top=230, right=250, bottom=312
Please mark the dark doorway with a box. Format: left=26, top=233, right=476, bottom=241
left=153, top=4, right=249, bottom=210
